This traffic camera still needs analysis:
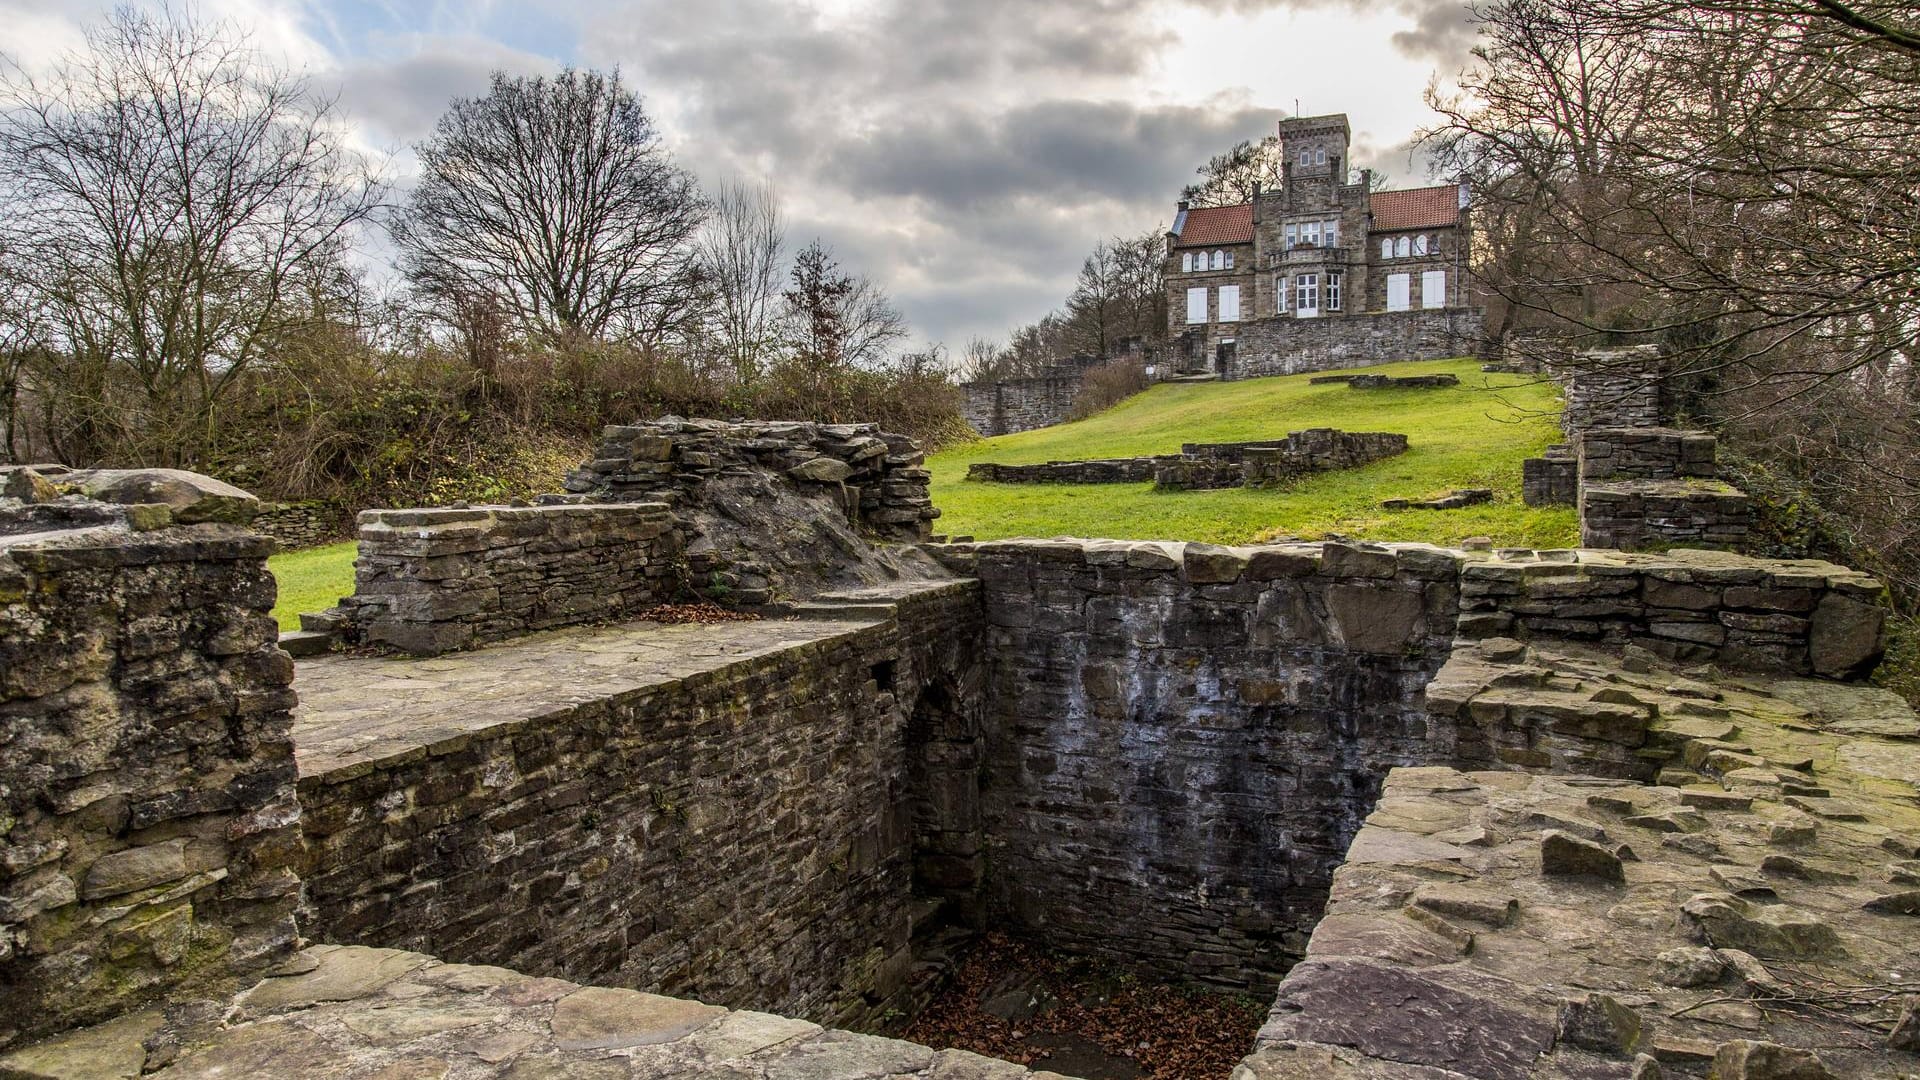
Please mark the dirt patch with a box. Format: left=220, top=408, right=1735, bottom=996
left=901, top=933, right=1264, bottom=1080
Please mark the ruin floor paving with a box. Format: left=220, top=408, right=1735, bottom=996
left=0, top=944, right=1084, bottom=1080
left=292, top=616, right=882, bottom=781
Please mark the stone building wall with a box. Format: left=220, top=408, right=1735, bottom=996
left=1228, top=308, right=1483, bottom=380
left=298, top=582, right=985, bottom=1032
left=343, top=503, right=682, bottom=655
left=0, top=509, right=301, bottom=1047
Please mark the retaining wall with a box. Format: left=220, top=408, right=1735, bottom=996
left=0, top=513, right=300, bottom=1047
left=250, top=500, right=346, bottom=550
left=962, top=375, right=1088, bottom=437
left=296, top=582, right=985, bottom=1031
left=1229, top=308, right=1483, bottom=380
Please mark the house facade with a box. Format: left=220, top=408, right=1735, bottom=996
left=1166, top=113, right=1482, bottom=379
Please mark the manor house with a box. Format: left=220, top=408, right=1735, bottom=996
left=1167, top=113, right=1482, bottom=378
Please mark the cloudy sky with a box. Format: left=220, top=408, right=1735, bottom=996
left=1, top=0, right=1479, bottom=350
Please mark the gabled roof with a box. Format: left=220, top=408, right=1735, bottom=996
left=1170, top=203, right=1254, bottom=248
left=1370, top=185, right=1463, bottom=231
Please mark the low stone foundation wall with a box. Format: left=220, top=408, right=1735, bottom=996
left=962, top=371, right=1092, bottom=437
left=0, top=512, right=300, bottom=1047
left=1346, top=373, right=1459, bottom=390
left=966, top=458, right=1163, bottom=484
left=341, top=503, right=682, bottom=655
left=1458, top=547, right=1882, bottom=676
left=967, top=430, right=1407, bottom=492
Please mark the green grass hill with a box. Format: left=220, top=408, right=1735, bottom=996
left=926, top=357, right=1576, bottom=548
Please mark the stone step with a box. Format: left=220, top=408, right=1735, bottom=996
left=278, top=629, right=334, bottom=657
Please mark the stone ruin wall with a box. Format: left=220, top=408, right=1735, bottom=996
left=1229, top=307, right=1483, bottom=380
left=248, top=500, right=347, bottom=550
left=962, top=374, right=1089, bottom=437
left=964, top=430, right=1407, bottom=491
left=947, top=539, right=1464, bottom=989
left=299, top=582, right=986, bottom=1031
left=920, top=538, right=1887, bottom=993
left=0, top=509, right=301, bottom=1046
left=333, top=502, right=683, bottom=655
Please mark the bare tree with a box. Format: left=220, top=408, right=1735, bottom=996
left=696, top=177, right=785, bottom=383
left=1182, top=136, right=1285, bottom=207
left=1424, top=0, right=1920, bottom=599
left=1065, top=241, right=1122, bottom=359
left=395, top=68, right=705, bottom=348
left=0, top=6, right=383, bottom=465
left=780, top=239, right=907, bottom=371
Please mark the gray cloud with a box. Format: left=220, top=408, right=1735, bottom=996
left=331, top=37, right=556, bottom=147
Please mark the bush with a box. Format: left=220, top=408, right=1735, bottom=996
left=1068, top=358, right=1150, bottom=421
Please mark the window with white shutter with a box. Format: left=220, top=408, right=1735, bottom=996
left=1386, top=273, right=1411, bottom=312
left=1219, top=285, right=1241, bottom=322
left=1186, top=287, right=1208, bottom=324
left=1422, top=270, right=1447, bottom=308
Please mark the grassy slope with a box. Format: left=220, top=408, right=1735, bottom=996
left=928, top=357, right=1578, bottom=547
left=267, top=540, right=356, bottom=632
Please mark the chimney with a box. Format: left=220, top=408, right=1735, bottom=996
left=1178, top=199, right=1191, bottom=212
left=1250, top=181, right=1262, bottom=223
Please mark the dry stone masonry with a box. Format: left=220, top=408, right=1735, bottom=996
left=0, top=502, right=299, bottom=1047
left=325, top=502, right=682, bottom=655
left=1, top=447, right=1913, bottom=1080
left=1577, top=426, right=1752, bottom=551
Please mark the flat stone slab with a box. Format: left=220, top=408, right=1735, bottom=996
left=293, top=615, right=888, bottom=779
left=1, top=946, right=1082, bottom=1080
left=1239, top=642, right=1920, bottom=1080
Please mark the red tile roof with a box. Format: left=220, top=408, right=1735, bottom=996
left=1171, top=203, right=1253, bottom=247
left=1370, top=185, right=1462, bottom=231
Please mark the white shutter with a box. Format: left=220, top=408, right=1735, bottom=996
left=1186, top=287, right=1208, bottom=324
left=1219, top=286, right=1240, bottom=322
left=1386, top=273, right=1411, bottom=312
left=1422, top=270, right=1447, bottom=308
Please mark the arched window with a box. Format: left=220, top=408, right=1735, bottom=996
left=1211, top=250, right=1224, bottom=270
left=1395, top=236, right=1411, bottom=258
left=1182, top=252, right=1193, bottom=272
left=1413, top=234, right=1430, bottom=256
left=1224, top=250, right=1235, bottom=269
left=1380, top=238, right=1392, bottom=259
left=1315, top=148, right=1326, bottom=165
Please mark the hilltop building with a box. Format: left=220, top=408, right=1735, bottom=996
left=1167, top=113, right=1482, bottom=378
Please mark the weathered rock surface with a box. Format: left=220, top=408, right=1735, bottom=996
left=1, top=946, right=1081, bottom=1079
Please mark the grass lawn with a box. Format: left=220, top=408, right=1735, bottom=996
left=268, top=540, right=356, bottom=632
left=927, top=357, right=1578, bottom=548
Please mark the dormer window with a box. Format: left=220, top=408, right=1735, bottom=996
left=1224, top=250, right=1235, bottom=269
left=1211, top=250, right=1224, bottom=270
left=1380, top=238, right=1392, bottom=259
left=1395, top=236, right=1411, bottom=258
left=1182, top=252, right=1194, bottom=272
left=1414, top=234, right=1430, bottom=256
